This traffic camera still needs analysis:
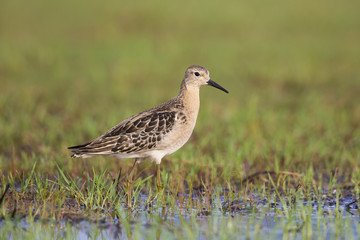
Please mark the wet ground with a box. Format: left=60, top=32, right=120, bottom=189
left=1, top=188, right=359, bottom=239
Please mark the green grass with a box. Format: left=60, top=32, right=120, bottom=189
left=0, top=0, right=360, bottom=239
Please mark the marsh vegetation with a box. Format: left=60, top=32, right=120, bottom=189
left=1, top=0, right=360, bottom=239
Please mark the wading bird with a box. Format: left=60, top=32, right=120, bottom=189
left=68, top=65, right=228, bottom=191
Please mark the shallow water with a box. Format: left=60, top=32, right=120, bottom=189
left=1, top=190, right=359, bottom=239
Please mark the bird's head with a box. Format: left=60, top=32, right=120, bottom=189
left=181, top=65, right=228, bottom=93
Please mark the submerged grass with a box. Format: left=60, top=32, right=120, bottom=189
left=0, top=0, right=360, bottom=238
left=1, top=158, right=360, bottom=239
left=0, top=168, right=359, bottom=239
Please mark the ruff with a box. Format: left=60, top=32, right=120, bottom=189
left=68, top=65, right=228, bottom=189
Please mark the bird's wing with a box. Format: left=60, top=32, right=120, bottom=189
left=68, top=110, right=182, bottom=157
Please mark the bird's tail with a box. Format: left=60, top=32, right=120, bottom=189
left=68, top=142, right=92, bottom=158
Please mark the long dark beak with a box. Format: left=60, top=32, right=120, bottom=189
left=207, top=79, right=229, bottom=93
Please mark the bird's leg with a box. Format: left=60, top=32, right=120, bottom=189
left=156, top=164, right=163, bottom=192
left=127, top=158, right=138, bottom=183
left=123, top=159, right=139, bottom=210
left=146, top=163, right=164, bottom=208
left=121, top=159, right=138, bottom=189
left=124, top=158, right=138, bottom=189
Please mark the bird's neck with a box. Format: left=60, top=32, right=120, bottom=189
left=178, top=86, right=200, bottom=118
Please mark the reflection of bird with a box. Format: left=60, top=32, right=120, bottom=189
left=68, top=65, right=228, bottom=190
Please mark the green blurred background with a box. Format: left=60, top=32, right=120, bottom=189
left=1, top=0, right=359, bottom=180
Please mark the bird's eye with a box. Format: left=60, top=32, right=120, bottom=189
left=194, top=72, right=200, bottom=76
